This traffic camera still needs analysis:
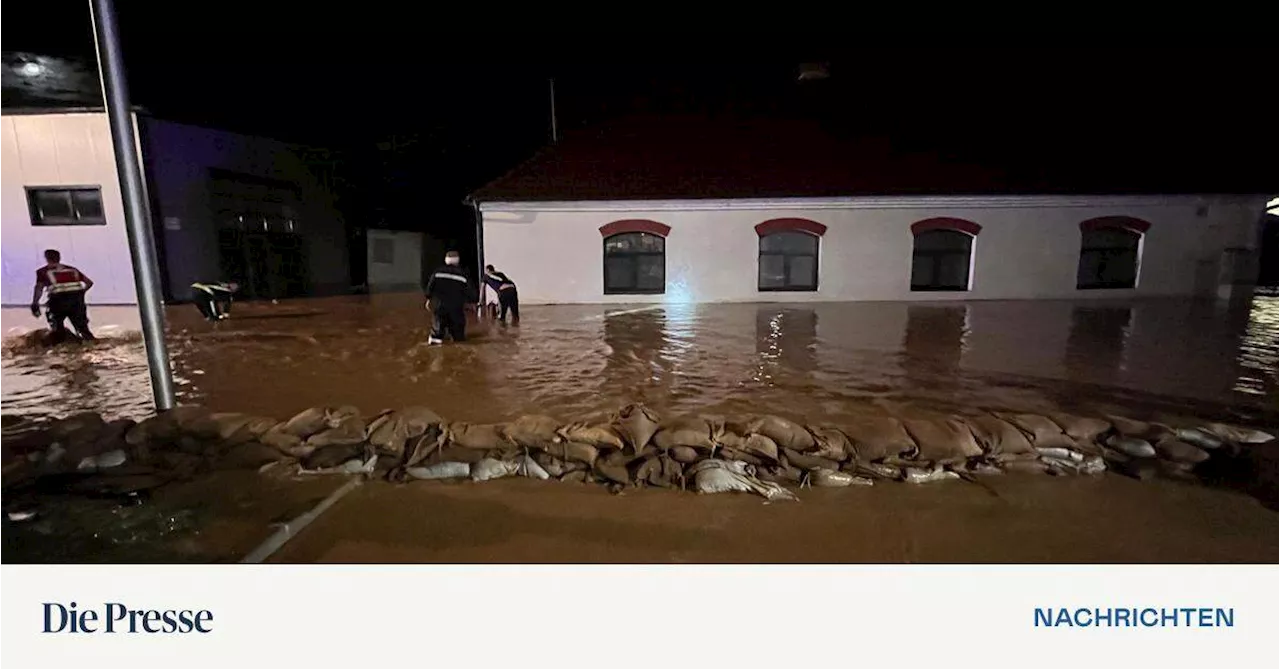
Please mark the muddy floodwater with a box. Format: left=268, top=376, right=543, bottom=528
left=4, top=292, right=1276, bottom=425
left=2, top=292, right=1277, bottom=563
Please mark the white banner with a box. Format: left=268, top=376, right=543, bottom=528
left=2, top=565, right=1276, bottom=668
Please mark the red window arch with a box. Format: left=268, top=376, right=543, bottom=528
left=1079, top=216, right=1151, bottom=234
left=754, top=218, right=828, bottom=237
left=598, top=219, right=671, bottom=238
left=910, top=217, right=983, bottom=237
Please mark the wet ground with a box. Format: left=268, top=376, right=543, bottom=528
left=2, top=291, right=1276, bottom=563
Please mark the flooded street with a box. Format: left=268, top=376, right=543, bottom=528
left=2, top=292, right=1276, bottom=563
left=3, top=292, right=1276, bottom=427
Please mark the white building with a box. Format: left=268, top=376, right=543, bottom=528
left=1, top=108, right=349, bottom=307
left=470, top=118, right=1272, bottom=305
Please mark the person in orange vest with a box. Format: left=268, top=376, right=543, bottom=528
left=30, top=249, right=95, bottom=341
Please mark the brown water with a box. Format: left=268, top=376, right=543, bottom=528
left=3, top=292, right=1276, bottom=564
left=3, top=292, right=1276, bottom=427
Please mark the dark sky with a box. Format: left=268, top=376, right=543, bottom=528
left=4, top=3, right=1277, bottom=220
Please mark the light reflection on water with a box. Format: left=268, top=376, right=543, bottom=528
left=1, top=293, right=1276, bottom=428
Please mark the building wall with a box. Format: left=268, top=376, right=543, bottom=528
left=139, top=118, right=349, bottom=299
left=480, top=197, right=1267, bottom=304
left=1, top=112, right=137, bottom=305
left=366, top=228, right=423, bottom=292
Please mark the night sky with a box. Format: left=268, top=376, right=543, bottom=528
left=4, top=3, right=1277, bottom=266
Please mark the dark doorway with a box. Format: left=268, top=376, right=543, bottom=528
left=218, top=227, right=309, bottom=300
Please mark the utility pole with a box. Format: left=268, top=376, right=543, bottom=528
left=88, top=0, right=177, bottom=411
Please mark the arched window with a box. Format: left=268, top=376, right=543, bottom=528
left=910, top=218, right=979, bottom=291
left=756, top=218, right=825, bottom=292
left=1077, top=218, right=1147, bottom=289
left=604, top=232, right=666, bottom=294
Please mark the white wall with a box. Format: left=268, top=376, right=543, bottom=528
left=481, top=196, right=1267, bottom=304
left=1, top=112, right=136, bottom=305
left=366, top=228, right=423, bottom=291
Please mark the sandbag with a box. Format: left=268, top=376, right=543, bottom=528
left=1048, top=413, right=1112, bottom=442
left=503, top=414, right=563, bottom=449
left=719, top=448, right=763, bottom=467
left=49, top=412, right=107, bottom=443
left=810, top=469, right=873, bottom=487
left=594, top=460, right=631, bottom=486
left=902, top=417, right=983, bottom=462
left=259, top=428, right=309, bottom=458
left=653, top=416, right=721, bottom=452
left=738, top=434, right=779, bottom=463
left=781, top=448, right=841, bottom=471
left=1174, top=428, right=1224, bottom=451
left=1155, top=439, right=1210, bottom=464
left=209, top=413, right=256, bottom=442
left=429, top=446, right=488, bottom=465
left=557, top=423, right=626, bottom=450
left=1201, top=423, right=1275, bottom=445
left=76, top=448, right=127, bottom=471
left=125, top=412, right=183, bottom=448
left=307, top=414, right=367, bottom=447
left=447, top=423, right=512, bottom=450
left=514, top=455, right=551, bottom=480
left=1115, top=458, right=1159, bottom=481
left=303, top=444, right=366, bottom=471
left=997, top=413, right=1076, bottom=449
left=847, top=461, right=901, bottom=480
left=613, top=404, right=661, bottom=452
left=1105, top=435, right=1156, bottom=458
left=807, top=426, right=852, bottom=461
left=213, top=442, right=284, bottom=470
left=841, top=414, right=918, bottom=461
left=471, top=458, right=520, bottom=482
left=407, top=461, right=470, bottom=480
left=632, top=456, right=662, bottom=486
left=367, top=406, right=443, bottom=455
left=1002, top=459, right=1052, bottom=474
left=533, top=455, right=570, bottom=478
left=965, top=414, right=1035, bottom=456
left=668, top=446, right=702, bottom=464
left=743, top=414, right=815, bottom=451
left=402, top=426, right=446, bottom=468
left=691, top=460, right=798, bottom=501
left=904, top=466, right=960, bottom=484
left=560, top=470, right=591, bottom=484
left=279, top=407, right=331, bottom=439
left=1105, top=414, right=1157, bottom=439
left=537, top=441, right=596, bottom=467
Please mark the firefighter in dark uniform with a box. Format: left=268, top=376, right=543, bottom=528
left=31, top=249, right=95, bottom=342
left=424, top=250, right=476, bottom=344
left=483, top=264, right=520, bottom=324
left=191, top=281, right=239, bottom=321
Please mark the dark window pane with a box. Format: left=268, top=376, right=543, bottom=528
left=605, top=256, right=635, bottom=290
left=1081, top=228, right=1140, bottom=250
left=760, top=231, right=817, bottom=254
left=34, top=190, right=72, bottom=220
left=1078, top=230, right=1140, bottom=289
left=911, top=255, right=934, bottom=288
left=71, top=189, right=104, bottom=220
left=636, top=255, right=665, bottom=290
left=937, top=253, right=970, bottom=288
left=788, top=255, right=817, bottom=288
left=913, top=230, right=972, bottom=252
left=759, top=254, right=786, bottom=288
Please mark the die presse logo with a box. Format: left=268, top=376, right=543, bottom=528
left=43, top=602, right=213, bottom=634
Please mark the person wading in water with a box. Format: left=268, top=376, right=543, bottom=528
left=482, top=264, right=520, bottom=324
left=191, top=281, right=239, bottom=322
left=425, top=250, right=476, bottom=344
left=31, top=249, right=95, bottom=343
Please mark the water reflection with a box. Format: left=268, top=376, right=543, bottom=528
left=753, top=307, right=818, bottom=386
left=1065, top=306, right=1133, bottom=386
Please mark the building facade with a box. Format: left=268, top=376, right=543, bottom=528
left=1, top=109, right=349, bottom=306
left=477, top=195, right=1269, bottom=305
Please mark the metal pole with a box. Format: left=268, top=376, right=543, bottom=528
left=88, top=0, right=176, bottom=411
left=549, top=78, right=558, bottom=143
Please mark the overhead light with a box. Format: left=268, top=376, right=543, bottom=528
left=20, top=62, right=43, bottom=77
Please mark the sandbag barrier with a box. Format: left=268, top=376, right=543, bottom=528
left=2, top=403, right=1275, bottom=505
